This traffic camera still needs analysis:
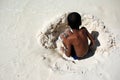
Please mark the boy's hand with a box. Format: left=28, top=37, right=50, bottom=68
left=60, top=33, right=68, bottom=39
left=60, top=33, right=65, bottom=40
left=60, top=28, right=72, bottom=40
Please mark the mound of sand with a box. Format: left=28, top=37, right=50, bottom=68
left=36, top=13, right=119, bottom=76
left=37, top=13, right=115, bottom=53
left=37, top=13, right=68, bottom=49
left=36, top=13, right=117, bottom=74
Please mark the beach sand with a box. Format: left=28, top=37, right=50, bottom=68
left=0, top=0, right=120, bottom=80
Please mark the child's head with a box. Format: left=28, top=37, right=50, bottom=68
left=67, top=12, right=81, bottom=30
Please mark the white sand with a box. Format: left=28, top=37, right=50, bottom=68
left=0, top=0, right=120, bottom=80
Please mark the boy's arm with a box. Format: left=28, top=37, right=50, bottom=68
left=83, top=27, right=95, bottom=48
left=65, top=41, right=71, bottom=57
left=60, top=34, right=71, bottom=57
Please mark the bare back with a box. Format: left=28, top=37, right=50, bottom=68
left=67, top=28, right=89, bottom=57
left=60, top=27, right=95, bottom=58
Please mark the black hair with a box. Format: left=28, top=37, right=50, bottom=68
left=67, top=12, right=81, bottom=30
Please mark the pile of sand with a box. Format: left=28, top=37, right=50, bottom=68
left=36, top=13, right=120, bottom=80
left=37, top=13, right=115, bottom=54
left=36, top=13, right=117, bottom=77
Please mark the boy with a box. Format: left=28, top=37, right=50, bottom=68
left=60, top=12, right=95, bottom=60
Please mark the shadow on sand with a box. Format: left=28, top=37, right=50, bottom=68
left=80, top=31, right=100, bottom=60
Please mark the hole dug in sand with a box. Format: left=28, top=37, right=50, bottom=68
left=37, top=13, right=115, bottom=53
left=37, top=13, right=116, bottom=72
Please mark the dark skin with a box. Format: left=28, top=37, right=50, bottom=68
left=60, top=27, right=95, bottom=58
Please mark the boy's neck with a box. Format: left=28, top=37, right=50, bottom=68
left=71, top=29, right=79, bottom=33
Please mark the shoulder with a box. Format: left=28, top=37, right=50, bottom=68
left=79, top=27, right=89, bottom=35
left=80, top=27, right=88, bottom=32
left=81, top=27, right=87, bottom=30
